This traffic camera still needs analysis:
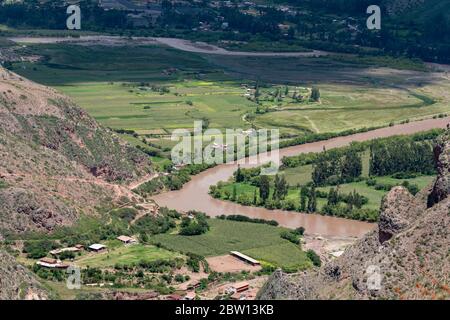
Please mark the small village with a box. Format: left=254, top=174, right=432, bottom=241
left=31, top=233, right=266, bottom=301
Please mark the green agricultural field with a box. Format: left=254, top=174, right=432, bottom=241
left=12, top=44, right=216, bottom=84
left=10, top=42, right=450, bottom=141
left=152, top=219, right=310, bottom=270
left=74, top=243, right=182, bottom=268
left=206, top=55, right=450, bottom=134
left=55, top=80, right=255, bottom=133
left=252, top=84, right=443, bottom=135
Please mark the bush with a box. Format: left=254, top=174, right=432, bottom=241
left=280, top=231, right=300, bottom=245
left=33, top=265, right=65, bottom=281
left=179, top=212, right=209, bottom=236
left=110, top=207, right=138, bottom=223
left=237, top=193, right=253, bottom=206
left=175, top=274, right=185, bottom=283
left=259, top=261, right=277, bottom=274
left=23, top=240, right=58, bottom=259
left=58, top=251, right=75, bottom=260
left=392, top=172, right=417, bottom=179
left=131, top=208, right=177, bottom=236
left=281, top=199, right=297, bottom=211
left=217, top=215, right=278, bottom=226
left=306, top=250, right=321, bottom=267
left=294, top=227, right=305, bottom=236
left=401, top=181, right=420, bottom=195
left=186, top=253, right=208, bottom=273
left=366, top=178, right=377, bottom=186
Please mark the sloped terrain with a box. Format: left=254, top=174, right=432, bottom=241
left=0, top=67, right=152, bottom=234
left=0, top=250, right=49, bottom=300
left=259, top=129, right=450, bottom=300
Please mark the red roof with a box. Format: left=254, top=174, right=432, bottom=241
left=39, top=257, right=57, bottom=264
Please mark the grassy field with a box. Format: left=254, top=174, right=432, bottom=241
left=252, top=84, right=442, bottom=135
left=281, top=151, right=371, bottom=186
left=206, top=54, right=450, bottom=134
left=74, top=242, right=182, bottom=268
left=152, top=219, right=310, bottom=270
left=281, top=165, right=314, bottom=186
left=12, top=44, right=216, bottom=84
left=10, top=42, right=450, bottom=140
left=54, top=80, right=255, bottom=133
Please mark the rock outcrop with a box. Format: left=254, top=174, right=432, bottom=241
left=428, top=129, right=450, bottom=207
left=259, top=129, right=450, bottom=300
left=378, top=186, right=415, bottom=243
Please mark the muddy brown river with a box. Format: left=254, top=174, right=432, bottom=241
left=153, top=117, right=449, bottom=238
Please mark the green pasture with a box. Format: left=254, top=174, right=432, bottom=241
left=9, top=42, right=450, bottom=139
left=54, top=81, right=255, bottom=133
left=74, top=243, right=182, bottom=268
left=152, top=219, right=310, bottom=269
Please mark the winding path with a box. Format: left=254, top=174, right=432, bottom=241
left=152, top=117, right=450, bottom=238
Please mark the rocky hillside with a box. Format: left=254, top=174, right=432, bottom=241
left=0, top=249, right=49, bottom=300
left=0, top=67, right=152, bottom=234
left=259, top=128, right=450, bottom=300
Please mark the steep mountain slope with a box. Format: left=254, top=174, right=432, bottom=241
left=0, top=249, right=49, bottom=300
left=0, top=67, right=152, bottom=234
left=259, top=129, right=450, bottom=300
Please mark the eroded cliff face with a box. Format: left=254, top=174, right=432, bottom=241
left=259, top=129, right=450, bottom=300
left=428, top=131, right=450, bottom=207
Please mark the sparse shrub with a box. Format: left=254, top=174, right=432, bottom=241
left=307, top=249, right=321, bottom=267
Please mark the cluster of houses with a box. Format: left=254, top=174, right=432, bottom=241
left=166, top=279, right=253, bottom=301
left=36, top=235, right=137, bottom=269
left=97, top=0, right=299, bottom=33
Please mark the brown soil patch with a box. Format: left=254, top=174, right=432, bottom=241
left=206, top=255, right=262, bottom=273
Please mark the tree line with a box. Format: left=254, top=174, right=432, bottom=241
left=369, top=136, right=435, bottom=176
left=312, top=147, right=362, bottom=186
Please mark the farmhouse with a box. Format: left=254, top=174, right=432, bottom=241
left=36, top=258, right=69, bottom=269
left=88, top=244, right=107, bottom=252
left=117, top=235, right=137, bottom=244
left=230, top=251, right=260, bottom=266
left=232, top=281, right=250, bottom=293
left=49, top=247, right=81, bottom=256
